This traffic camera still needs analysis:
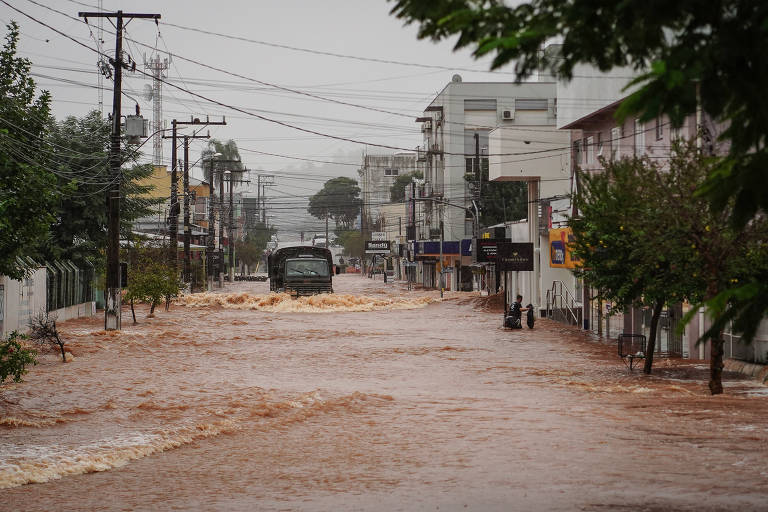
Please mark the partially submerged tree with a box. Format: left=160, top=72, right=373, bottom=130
left=28, top=312, right=67, bottom=362
left=571, top=142, right=768, bottom=391
left=124, top=244, right=182, bottom=320
left=570, top=155, right=699, bottom=374
left=1, top=331, right=37, bottom=384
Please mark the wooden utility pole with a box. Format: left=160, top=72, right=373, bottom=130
left=163, top=116, right=225, bottom=284
left=78, top=10, right=160, bottom=331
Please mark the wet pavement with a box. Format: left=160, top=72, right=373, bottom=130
left=2, top=274, right=767, bottom=511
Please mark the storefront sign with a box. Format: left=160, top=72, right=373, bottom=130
left=496, top=242, right=534, bottom=271
left=365, top=240, right=391, bottom=254
left=549, top=227, right=579, bottom=269
left=476, top=238, right=508, bottom=262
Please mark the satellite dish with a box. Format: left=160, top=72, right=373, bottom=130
left=143, top=84, right=153, bottom=102
left=451, top=74, right=463, bottom=83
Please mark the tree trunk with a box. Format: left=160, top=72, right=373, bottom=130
left=54, top=330, right=66, bottom=362
left=706, top=281, right=725, bottom=395
left=709, top=331, right=725, bottom=395
left=643, top=301, right=665, bottom=374
left=131, top=298, right=136, bottom=324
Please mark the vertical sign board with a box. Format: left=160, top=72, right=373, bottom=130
left=496, top=242, right=534, bottom=271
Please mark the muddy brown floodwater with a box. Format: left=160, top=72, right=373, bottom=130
left=2, top=274, right=768, bottom=511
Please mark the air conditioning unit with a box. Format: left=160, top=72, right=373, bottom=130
left=502, top=108, right=515, bottom=120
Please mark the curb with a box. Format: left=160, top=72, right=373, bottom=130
left=724, top=358, right=768, bottom=385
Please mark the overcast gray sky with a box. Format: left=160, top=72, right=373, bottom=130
left=3, top=0, right=517, bottom=236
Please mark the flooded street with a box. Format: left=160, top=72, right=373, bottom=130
left=2, top=274, right=768, bottom=511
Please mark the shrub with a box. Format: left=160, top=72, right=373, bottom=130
left=0, top=331, right=37, bottom=384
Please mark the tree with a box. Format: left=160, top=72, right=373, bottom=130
left=390, top=171, right=422, bottom=202
left=570, top=155, right=700, bottom=374
left=335, top=229, right=364, bottom=257
left=390, top=0, right=768, bottom=342
left=465, top=160, right=526, bottom=226
left=28, top=312, right=67, bottom=362
left=237, top=222, right=276, bottom=272
left=0, top=331, right=37, bottom=384
left=201, top=138, right=244, bottom=191
left=307, top=177, right=361, bottom=229
left=124, top=244, right=182, bottom=320
left=0, top=22, right=56, bottom=279
left=40, top=110, right=158, bottom=267
left=571, top=143, right=768, bottom=392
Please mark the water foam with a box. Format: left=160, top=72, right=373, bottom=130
left=0, top=420, right=235, bottom=489
left=176, top=291, right=436, bottom=313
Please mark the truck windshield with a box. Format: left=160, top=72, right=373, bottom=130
left=285, top=258, right=329, bottom=277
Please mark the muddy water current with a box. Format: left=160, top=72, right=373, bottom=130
left=2, top=274, right=767, bottom=511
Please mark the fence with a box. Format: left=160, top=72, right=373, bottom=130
left=45, top=260, right=95, bottom=312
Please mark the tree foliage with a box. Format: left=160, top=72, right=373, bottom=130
left=466, top=161, right=526, bottom=226
left=335, top=228, right=363, bottom=257
left=40, top=110, right=158, bottom=268
left=307, top=177, right=361, bottom=229
left=390, top=0, right=768, bottom=343
left=0, top=331, right=37, bottom=384
left=237, top=222, right=276, bottom=270
left=570, top=154, right=701, bottom=374
left=390, top=170, right=422, bottom=202
left=201, top=138, right=244, bottom=191
left=0, top=22, right=56, bottom=279
left=124, top=244, right=182, bottom=320
left=571, top=143, right=768, bottom=391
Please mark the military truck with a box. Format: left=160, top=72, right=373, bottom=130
left=268, top=246, right=334, bottom=296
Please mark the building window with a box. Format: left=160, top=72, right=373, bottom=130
left=586, top=136, right=594, bottom=164
left=596, top=132, right=603, bottom=158
left=384, top=168, right=399, bottom=176
left=574, top=140, right=582, bottom=166
left=634, top=119, right=645, bottom=156
left=610, top=127, right=621, bottom=160
left=655, top=116, right=663, bottom=140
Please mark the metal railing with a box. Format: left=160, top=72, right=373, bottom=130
left=46, top=260, right=94, bottom=312
left=546, top=280, right=580, bottom=326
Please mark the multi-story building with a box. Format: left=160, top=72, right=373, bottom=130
left=358, top=152, right=419, bottom=230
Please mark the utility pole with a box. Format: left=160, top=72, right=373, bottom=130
left=212, top=159, right=240, bottom=287
left=165, top=117, right=225, bottom=284
left=439, top=206, right=444, bottom=298
left=79, top=10, right=160, bottom=331
left=182, top=131, right=211, bottom=285
left=226, top=171, right=250, bottom=281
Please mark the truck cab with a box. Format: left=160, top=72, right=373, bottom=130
left=268, top=246, right=334, bottom=296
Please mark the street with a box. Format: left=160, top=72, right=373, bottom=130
left=2, top=274, right=768, bottom=511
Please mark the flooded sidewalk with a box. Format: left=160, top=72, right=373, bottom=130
left=2, top=274, right=767, bottom=511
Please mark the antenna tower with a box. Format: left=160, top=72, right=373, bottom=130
left=144, top=54, right=170, bottom=166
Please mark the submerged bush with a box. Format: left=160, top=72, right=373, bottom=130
left=1, top=331, right=37, bottom=384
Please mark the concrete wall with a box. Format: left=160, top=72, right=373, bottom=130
left=0, top=268, right=47, bottom=339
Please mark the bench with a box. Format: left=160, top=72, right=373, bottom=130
left=618, top=333, right=646, bottom=371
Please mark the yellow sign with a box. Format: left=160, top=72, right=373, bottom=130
left=549, top=228, right=578, bottom=269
